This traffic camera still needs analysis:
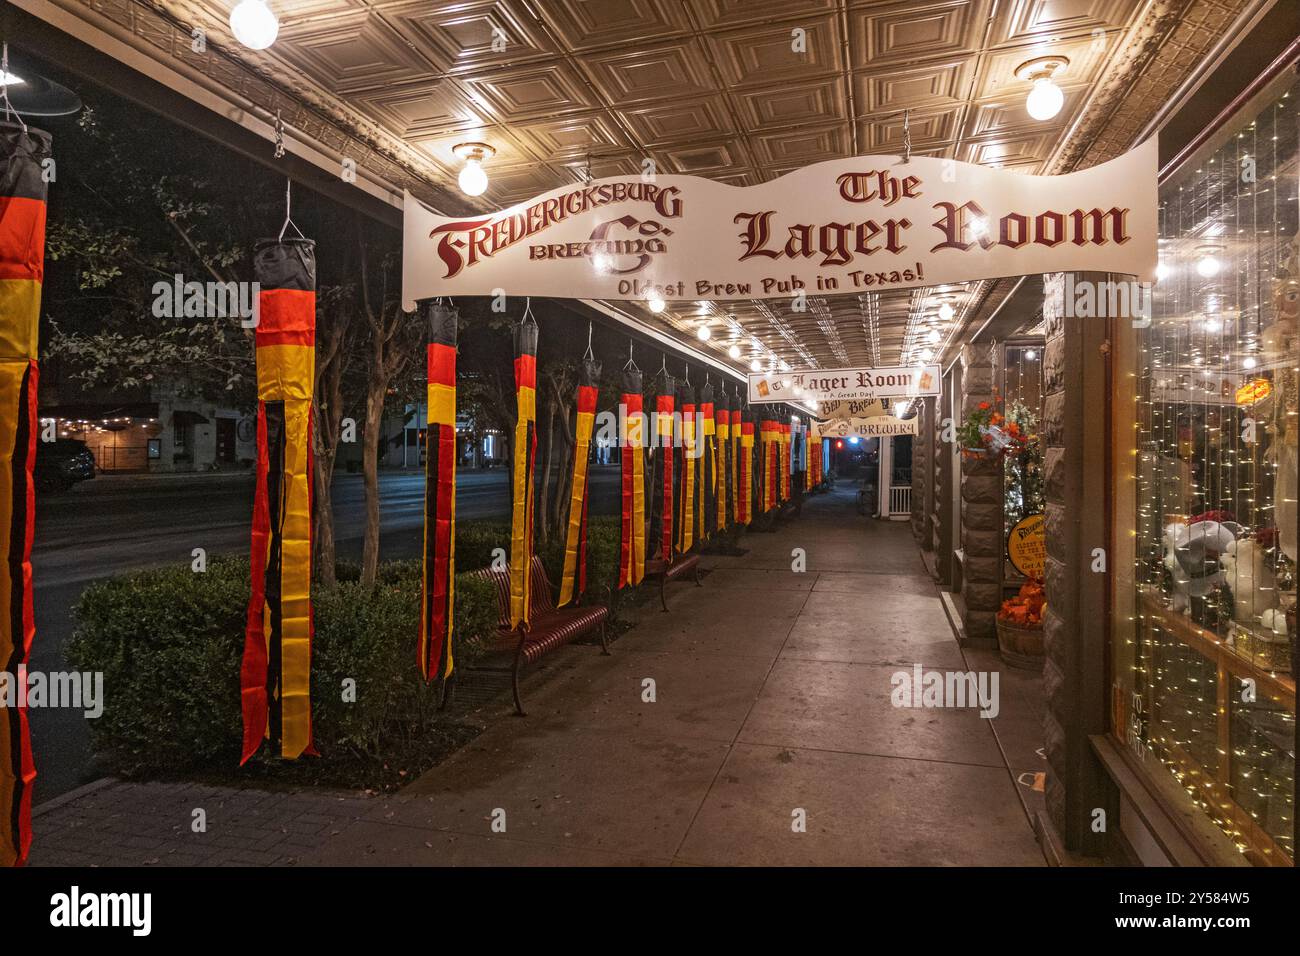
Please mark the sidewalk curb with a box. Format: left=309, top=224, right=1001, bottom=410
left=32, top=776, right=118, bottom=817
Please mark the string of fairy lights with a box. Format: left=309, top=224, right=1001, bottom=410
left=1130, top=83, right=1296, bottom=863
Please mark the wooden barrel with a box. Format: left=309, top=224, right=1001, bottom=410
left=996, top=618, right=1044, bottom=670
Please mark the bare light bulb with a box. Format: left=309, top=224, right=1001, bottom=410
left=750, top=359, right=762, bottom=372
left=1243, top=355, right=1258, bottom=370
left=1025, top=77, right=1064, bottom=121
left=458, top=159, right=488, bottom=197
left=1196, top=255, right=1220, bottom=278
left=695, top=322, right=710, bottom=339
left=926, top=328, right=941, bottom=345
left=938, top=302, right=956, bottom=321
left=230, top=0, right=279, bottom=50
left=648, top=295, right=666, bottom=314
left=728, top=344, right=741, bottom=359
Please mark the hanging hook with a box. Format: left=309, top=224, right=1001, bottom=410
left=521, top=296, right=537, bottom=326
left=683, top=362, right=690, bottom=385
left=623, top=337, right=639, bottom=371
left=658, top=351, right=668, bottom=376
left=278, top=177, right=305, bottom=243
left=1, top=44, right=27, bottom=133
left=584, top=321, right=594, bottom=360
left=901, top=108, right=911, bottom=164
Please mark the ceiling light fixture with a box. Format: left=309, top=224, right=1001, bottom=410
left=230, top=0, right=280, bottom=51
left=728, top=343, right=741, bottom=359
left=696, top=322, right=710, bottom=340
left=937, top=302, right=956, bottom=322
left=750, top=359, right=762, bottom=373
left=648, top=295, right=666, bottom=314
left=1016, top=56, right=1069, bottom=122
left=1195, top=245, right=1222, bottom=279
left=926, top=328, right=941, bottom=345
left=452, top=141, right=495, bottom=197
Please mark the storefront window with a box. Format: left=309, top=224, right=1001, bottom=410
left=1122, top=75, right=1297, bottom=865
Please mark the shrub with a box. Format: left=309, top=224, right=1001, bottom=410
left=67, top=556, right=499, bottom=777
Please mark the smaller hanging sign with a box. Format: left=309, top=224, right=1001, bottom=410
left=1007, top=513, right=1046, bottom=579
left=749, top=363, right=940, bottom=404
left=819, top=416, right=917, bottom=437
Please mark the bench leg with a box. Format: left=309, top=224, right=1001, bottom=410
left=693, top=563, right=702, bottom=586
left=659, top=573, right=669, bottom=612
left=598, top=620, right=610, bottom=656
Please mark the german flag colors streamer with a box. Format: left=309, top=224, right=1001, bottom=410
left=419, top=300, right=457, bottom=680
left=714, top=388, right=729, bottom=532
left=700, top=381, right=716, bottom=539
left=738, top=413, right=754, bottom=525
left=677, top=383, right=696, bottom=553
left=760, top=418, right=776, bottom=512
left=242, top=238, right=317, bottom=763
left=509, top=318, right=539, bottom=629
left=559, top=357, right=600, bottom=606
left=780, top=420, right=791, bottom=502
left=618, top=367, right=645, bottom=588
left=655, top=376, right=675, bottom=562
left=0, top=124, right=50, bottom=866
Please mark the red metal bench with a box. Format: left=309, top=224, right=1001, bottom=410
left=644, top=553, right=701, bottom=612
left=469, top=556, right=609, bottom=716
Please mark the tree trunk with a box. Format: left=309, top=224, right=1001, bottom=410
left=360, top=360, right=386, bottom=589
left=313, top=408, right=339, bottom=588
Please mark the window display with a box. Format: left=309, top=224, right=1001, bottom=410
left=1123, top=76, right=1297, bottom=865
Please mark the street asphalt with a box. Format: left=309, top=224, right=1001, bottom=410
left=28, top=466, right=621, bottom=802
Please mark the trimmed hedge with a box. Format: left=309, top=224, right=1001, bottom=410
left=67, top=556, right=497, bottom=777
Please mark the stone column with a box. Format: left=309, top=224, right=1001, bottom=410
left=911, top=399, right=932, bottom=546
left=1040, top=273, right=1111, bottom=857
left=959, top=343, right=1002, bottom=642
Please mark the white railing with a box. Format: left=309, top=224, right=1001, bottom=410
left=888, top=485, right=911, bottom=517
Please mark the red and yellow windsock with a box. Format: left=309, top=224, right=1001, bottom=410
left=242, top=238, right=317, bottom=763
left=738, top=413, right=754, bottom=525
left=655, top=376, right=675, bottom=562
left=677, top=383, right=696, bottom=553
left=618, top=367, right=646, bottom=588
left=699, top=381, right=716, bottom=539
left=419, top=300, right=457, bottom=679
left=0, top=124, right=50, bottom=867
left=761, top=418, right=777, bottom=512
left=559, top=357, right=600, bottom=606
left=780, top=420, right=791, bottom=502
left=714, top=387, right=729, bottom=532
left=509, top=317, right=538, bottom=629
left=729, top=392, right=741, bottom=525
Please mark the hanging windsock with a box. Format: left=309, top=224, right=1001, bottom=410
left=0, top=123, right=50, bottom=867
left=617, top=364, right=645, bottom=588
left=714, top=387, right=730, bottom=532
left=654, top=373, right=675, bottom=562
left=739, top=411, right=755, bottom=525
left=780, top=419, right=792, bottom=502
left=418, top=300, right=458, bottom=680
left=509, top=313, right=539, bottom=629
left=677, top=380, right=696, bottom=553
left=763, top=417, right=778, bottom=512
left=242, top=237, right=317, bottom=764
left=699, top=380, right=716, bottom=539
left=559, top=356, right=600, bottom=606
left=730, top=390, right=741, bottom=526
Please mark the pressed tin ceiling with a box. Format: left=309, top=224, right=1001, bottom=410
left=24, top=0, right=1241, bottom=373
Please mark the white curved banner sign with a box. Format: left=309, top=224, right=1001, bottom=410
left=750, top=364, right=940, bottom=405
left=402, top=139, right=1156, bottom=308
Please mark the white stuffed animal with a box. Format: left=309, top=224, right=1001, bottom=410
left=1163, top=521, right=1234, bottom=612
left=1220, top=535, right=1278, bottom=624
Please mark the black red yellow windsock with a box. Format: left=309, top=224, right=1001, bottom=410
left=241, top=237, right=317, bottom=764
left=559, top=357, right=600, bottom=606
left=0, top=123, right=49, bottom=867
left=676, top=382, right=696, bottom=553
left=762, top=417, right=778, bottom=512
left=700, top=381, right=716, bottom=540
left=714, top=387, right=730, bottom=532
left=618, top=367, right=645, bottom=588
left=780, top=419, right=791, bottom=502
left=419, top=300, right=457, bottom=680
left=509, top=317, right=538, bottom=629
left=655, top=374, right=675, bottom=563
left=739, top=411, right=755, bottom=525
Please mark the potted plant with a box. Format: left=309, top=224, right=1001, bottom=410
left=957, top=398, right=1030, bottom=461
left=996, top=578, right=1045, bottom=669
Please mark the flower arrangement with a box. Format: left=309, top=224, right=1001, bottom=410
left=956, top=397, right=1034, bottom=460
left=998, top=578, right=1045, bottom=628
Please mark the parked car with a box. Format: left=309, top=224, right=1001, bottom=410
left=35, top=438, right=96, bottom=492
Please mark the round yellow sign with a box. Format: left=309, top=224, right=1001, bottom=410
left=1007, top=513, right=1046, bottom=579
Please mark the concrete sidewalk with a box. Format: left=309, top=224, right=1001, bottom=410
left=30, top=484, right=1046, bottom=866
